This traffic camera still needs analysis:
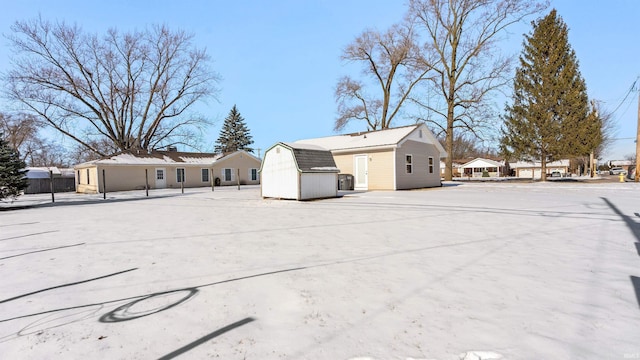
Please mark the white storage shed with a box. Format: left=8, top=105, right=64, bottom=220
left=260, top=142, right=340, bottom=200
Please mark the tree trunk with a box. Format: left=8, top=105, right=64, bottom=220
left=445, top=120, right=454, bottom=181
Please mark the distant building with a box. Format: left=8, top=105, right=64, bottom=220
left=459, top=158, right=506, bottom=178
left=509, top=159, right=570, bottom=179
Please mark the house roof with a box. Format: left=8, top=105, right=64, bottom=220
left=460, top=158, right=504, bottom=168
left=294, top=124, right=446, bottom=156
left=267, top=142, right=339, bottom=173
left=216, top=150, right=261, bottom=164
left=610, top=160, right=633, bottom=167
left=26, top=167, right=60, bottom=178
left=74, top=150, right=222, bottom=168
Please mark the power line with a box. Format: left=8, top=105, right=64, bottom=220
left=610, top=77, right=639, bottom=117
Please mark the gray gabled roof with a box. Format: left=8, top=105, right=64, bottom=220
left=273, top=142, right=339, bottom=173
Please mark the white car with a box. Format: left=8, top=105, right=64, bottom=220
left=609, top=167, right=626, bottom=175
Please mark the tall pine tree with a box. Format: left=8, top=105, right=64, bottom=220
left=501, top=9, right=598, bottom=181
left=0, top=133, right=28, bottom=201
left=214, top=105, right=254, bottom=154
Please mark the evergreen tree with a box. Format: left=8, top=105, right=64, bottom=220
left=0, top=133, right=28, bottom=201
left=214, top=105, right=254, bottom=154
left=501, top=9, right=598, bottom=181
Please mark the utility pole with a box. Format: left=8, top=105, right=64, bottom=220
left=636, top=87, right=640, bottom=182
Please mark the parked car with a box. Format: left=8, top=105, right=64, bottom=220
left=550, top=171, right=562, bottom=177
left=609, top=167, right=627, bottom=175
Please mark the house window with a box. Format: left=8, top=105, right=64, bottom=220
left=250, top=168, right=258, bottom=181
left=77, top=170, right=80, bottom=184
left=176, top=168, right=185, bottom=183
left=223, top=168, right=233, bottom=182
left=428, top=157, right=434, bottom=174
left=201, top=168, right=209, bottom=182
left=406, top=154, right=413, bottom=174
left=86, top=169, right=90, bottom=184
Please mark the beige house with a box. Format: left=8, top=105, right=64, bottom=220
left=295, top=124, right=446, bottom=190
left=74, top=150, right=261, bottom=194
left=212, top=150, right=262, bottom=186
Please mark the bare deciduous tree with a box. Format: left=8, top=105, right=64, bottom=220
left=335, top=22, right=432, bottom=131
left=0, top=112, right=44, bottom=158
left=4, top=18, right=220, bottom=157
left=437, top=131, right=498, bottom=160
left=591, top=100, right=615, bottom=159
left=408, top=0, right=547, bottom=180
left=0, top=112, right=72, bottom=166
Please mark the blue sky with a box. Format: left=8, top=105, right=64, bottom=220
left=1, top=0, right=638, bottom=161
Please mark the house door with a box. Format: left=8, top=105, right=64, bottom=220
left=354, top=155, right=368, bottom=190
left=155, top=168, right=166, bottom=188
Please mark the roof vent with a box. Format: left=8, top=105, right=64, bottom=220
left=166, top=146, right=178, bottom=152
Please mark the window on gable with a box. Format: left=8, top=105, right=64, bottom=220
left=201, top=168, right=210, bottom=182
left=406, top=154, right=413, bottom=174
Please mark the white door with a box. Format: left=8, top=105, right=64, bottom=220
left=354, top=155, right=368, bottom=190
left=155, top=168, right=166, bottom=188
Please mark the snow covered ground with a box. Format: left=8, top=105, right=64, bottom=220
left=1, top=182, right=639, bottom=360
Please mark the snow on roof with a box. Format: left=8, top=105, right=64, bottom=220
left=610, top=160, right=633, bottom=166
left=295, top=125, right=420, bottom=151
left=24, top=167, right=75, bottom=178
left=295, top=124, right=447, bottom=157
left=25, top=167, right=55, bottom=179
left=509, top=159, right=570, bottom=168
left=75, top=151, right=222, bottom=167
left=281, top=142, right=328, bottom=151
left=309, top=166, right=340, bottom=172
left=460, top=158, right=504, bottom=168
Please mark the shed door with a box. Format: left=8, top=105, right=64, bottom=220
left=354, top=155, right=368, bottom=190
left=155, top=168, right=166, bottom=188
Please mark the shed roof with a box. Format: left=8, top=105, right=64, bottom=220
left=269, top=142, right=339, bottom=173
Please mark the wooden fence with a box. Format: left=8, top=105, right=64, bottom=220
left=25, top=178, right=76, bottom=194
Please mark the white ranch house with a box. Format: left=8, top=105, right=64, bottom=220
left=459, top=158, right=506, bottom=178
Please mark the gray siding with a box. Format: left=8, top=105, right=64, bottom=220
left=395, top=140, right=441, bottom=189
